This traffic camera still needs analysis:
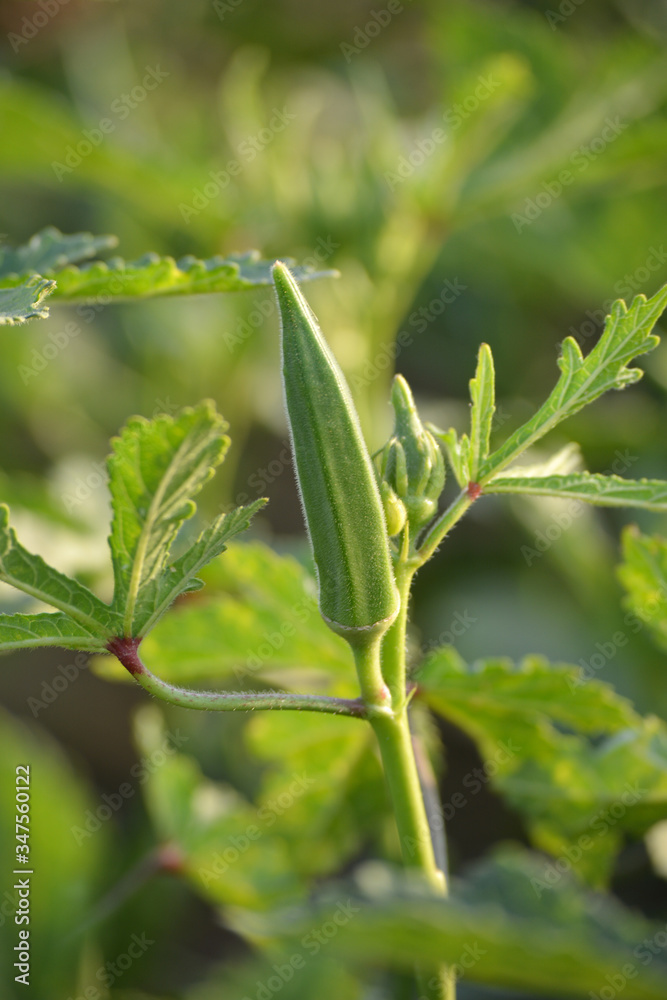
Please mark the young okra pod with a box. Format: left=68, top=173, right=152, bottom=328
left=272, top=262, right=399, bottom=646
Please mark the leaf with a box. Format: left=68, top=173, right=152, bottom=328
left=618, top=527, right=667, bottom=650
left=241, top=850, right=667, bottom=1000
left=0, top=249, right=337, bottom=302
left=0, top=226, right=117, bottom=280
left=136, top=498, right=267, bottom=637
left=0, top=612, right=110, bottom=653
left=417, top=649, right=667, bottom=883
left=429, top=426, right=470, bottom=489
left=0, top=277, right=55, bottom=325
left=247, top=711, right=388, bottom=877
left=485, top=472, right=667, bottom=511
left=468, top=343, right=496, bottom=481
left=134, top=706, right=303, bottom=910
left=94, top=541, right=354, bottom=690
left=0, top=504, right=119, bottom=640
left=107, top=401, right=232, bottom=636
left=478, top=285, right=667, bottom=481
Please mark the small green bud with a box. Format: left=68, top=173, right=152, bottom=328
left=273, top=262, right=399, bottom=644
left=380, top=375, right=445, bottom=533
left=380, top=481, right=407, bottom=536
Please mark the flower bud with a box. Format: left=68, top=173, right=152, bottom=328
left=380, top=375, right=445, bottom=533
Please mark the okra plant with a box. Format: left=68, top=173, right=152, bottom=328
left=4, top=229, right=667, bottom=998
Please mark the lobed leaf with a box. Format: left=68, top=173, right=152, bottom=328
left=0, top=226, right=117, bottom=280
left=134, top=498, right=267, bottom=637
left=418, top=649, right=667, bottom=883
left=468, top=343, right=496, bottom=481
left=618, top=527, right=667, bottom=650
left=478, top=285, right=667, bottom=481
left=485, top=472, right=667, bottom=511
left=107, top=401, right=231, bottom=636
left=242, top=850, right=667, bottom=999
left=0, top=248, right=337, bottom=302
left=0, top=612, right=109, bottom=653
left=429, top=426, right=470, bottom=489
left=94, top=541, right=354, bottom=689
left=0, top=504, right=119, bottom=640
left=0, top=277, right=55, bottom=326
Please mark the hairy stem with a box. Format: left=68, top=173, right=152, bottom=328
left=107, top=637, right=367, bottom=718
left=361, top=611, right=455, bottom=1000
left=417, top=490, right=474, bottom=565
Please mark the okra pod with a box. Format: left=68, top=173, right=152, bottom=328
left=273, top=262, right=399, bottom=644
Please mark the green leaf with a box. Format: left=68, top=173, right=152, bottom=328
left=0, top=504, right=119, bottom=641
left=0, top=226, right=117, bottom=280
left=468, top=343, right=496, bottom=481
left=478, top=285, right=667, bottom=481
left=418, top=647, right=639, bottom=739
left=94, top=541, right=354, bottom=690
left=241, top=850, right=667, bottom=1000
left=618, top=527, right=667, bottom=650
left=247, top=711, right=388, bottom=877
left=107, top=401, right=232, bottom=636
left=417, top=649, right=667, bottom=883
left=0, top=249, right=336, bottom=302
left=135, top=499, right=268, bottom=637
left=0, top=612, right=110, bottom=652
left=0, top=277, right=55, bottom=325
left=134, top=706, right=302, bottom=910
left=429, top=426, right=470, bottom=489
left=485, top=472, right=667, bottom=510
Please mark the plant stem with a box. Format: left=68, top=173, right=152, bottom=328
left=107, top=637, right=367, bottom=718
left=417, top=490, right=474, bottom=565
left=360, top=613, right=455, bottom=999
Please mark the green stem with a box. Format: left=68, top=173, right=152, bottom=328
left=360, top=623, right=455, bottom=1000
left=417, top=490, right=473, bottom=565
left=381, top=554, right=415, bottom=707
left=107, top=638, right=366, bottom=718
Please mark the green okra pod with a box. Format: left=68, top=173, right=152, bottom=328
left=272, top=262, right=399, bottom=644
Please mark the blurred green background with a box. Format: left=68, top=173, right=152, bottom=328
left=1, top=0, right=667, bottom=997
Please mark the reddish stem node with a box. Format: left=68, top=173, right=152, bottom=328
left=467, top=481, right=482, bottom=501
left=107, top=636, right=144, bottom=676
